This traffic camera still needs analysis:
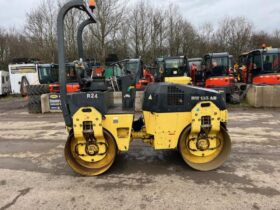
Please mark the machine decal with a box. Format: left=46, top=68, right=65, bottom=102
left=191, top=96, right=218, bottom=101
left=87, top=93, right=98, bottom=99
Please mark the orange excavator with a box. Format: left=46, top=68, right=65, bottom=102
left=203, top=52, right=237, bottom=102
left=136, top=66, right=154, bottom=90
left=49, top=63, right=80, bottom=93
left=245, top=48, right=280, bottom=85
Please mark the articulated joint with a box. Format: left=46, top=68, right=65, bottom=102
left=131, top=128, right=153, bottom=144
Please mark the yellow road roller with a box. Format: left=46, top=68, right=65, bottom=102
left=57, top=0, right=231, bottom=176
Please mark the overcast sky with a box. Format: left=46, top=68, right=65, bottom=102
left=0, top=0, right=279, bottom=32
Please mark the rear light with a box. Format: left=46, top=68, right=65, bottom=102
left=49, top=84, right=60, bottom=93
left=89, top=0, right=96, bottom=10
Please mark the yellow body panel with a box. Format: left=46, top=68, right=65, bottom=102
left=73, top=108, right=104, bottom=139
left=189, top=102, right=228, bottom=158
left=191, top=102, right=228, bottom=134
left=102, top=114, right=134, bottom=151
left=72, top=107, right=133, bottom=153
left=72, top=107, right=106, bottom=162
left=164, top=76, right=192, bottom=85
left=143, top=101, right=228, bottom=150
left=143, top=111, right=192, bottom=150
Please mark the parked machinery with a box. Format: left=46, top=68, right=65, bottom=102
left=8, top=61, right=55, bottom=96
left=188, top=58, right=204, bottom=86
left=8, top=62, right=57, bottom=113
left=57, top=0, right=231, bottom=176
left=245, top=48, right=280, bottom=85
left=203, top=52, right=237, bottom=102
left=161, top=56, right=192, bottom=85
left=27, top=64, right=59, bottom=113
left=107, top=58, right=154, bottom=92
left=49, top=63, right=81, bottom=93
left=238, top=47, right=280, bottom=106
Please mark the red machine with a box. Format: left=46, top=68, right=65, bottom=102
left=93, top=66, right=105, bottom=77
left=135, top=67, right=154, bottom=89
left=204, top=53, right=235, bottom=86
left=49, top=64, right=80, bottom=93
left=206, top=76, right=235, bottom=88
left=246, top=48, right=280, bottom=85
left=203, top=52, right=236, bottom=102
left=49, top=83, right=80, bottom=93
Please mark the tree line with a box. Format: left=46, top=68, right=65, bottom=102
left=1, top=0, right=280, bottom=70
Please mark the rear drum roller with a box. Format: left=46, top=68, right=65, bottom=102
left=179, top=126, right=231, bottom=171
left=65, top=130, right=117, bottom=176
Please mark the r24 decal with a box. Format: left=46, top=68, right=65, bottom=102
left=87, top=93, right=98, bottom=99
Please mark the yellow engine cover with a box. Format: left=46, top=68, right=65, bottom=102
left=164, top=76, right=192, bottom=85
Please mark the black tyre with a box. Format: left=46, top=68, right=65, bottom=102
left=29, top=95, right=41, bottom=104
left=20, top=77, right=29, bottom=97
left=27, top=85, right=50, bottom=96
left=28, top=102, right=42, bottom=114
left=28, top=95, right=42, bottom=113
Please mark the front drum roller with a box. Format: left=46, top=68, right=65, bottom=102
left=65, top=130, right=117, bottom=176
left=179, top=126, right=231, bottom=171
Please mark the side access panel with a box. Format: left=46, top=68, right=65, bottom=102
left=143, top=111, right=192, bottom=150
left=103, top=114, right=134, bottom=151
